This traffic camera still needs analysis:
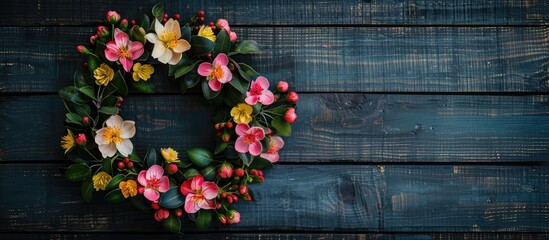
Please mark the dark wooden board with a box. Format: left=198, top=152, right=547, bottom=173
left=2, top=94, right=549, bottom=163
left=1, top=26, right=548, bottom=93
left=1, top=0, right=548, bottom=26
left=0, top=164, right=546, bottom=232
left=2, top=233, right=549, bottom=240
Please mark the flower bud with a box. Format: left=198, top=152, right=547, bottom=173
left=138, top=186, right=145, bottom=194
left=82, top=116, right=91, bottom=126
left=215, top=19, right=230, bottom=31
left=267, top=128, right=272, bottom=135
left=120, top=19, right=129, bottom=29
left=242, top=194, right=252, bottom=201
left=89, top=34, right=99, bottom=45
left=175, top=208, right=183, bottom=217
left=75, top=133, right=87, bottom=146
left=154, top=208, right=169, bottom=221
left=235, top=168, right=245, bottom=177
left=229, top=31, right=237, bottom=42
left=225, top=121, right=233, bottom=128
left=239, top=184, right=248, bottom=195
left=106, top=11, right=121, bottom=24
left=167, top=163, right=178, bottom=174
left=221, top=132, right=231, bottom=143
left=287, top=91, right=299, bottom=103
left=151, top=201, right=160, bottom=210
left=284, top=107, right=297, bottom=124
left=97, top=26, right=110, bottom=37
left=217, top=214, right=227, bottom=224
left=131, top=19, right=136, bottom=25
left=218, top=162, right=234, bottom=178
left=227, top=210, right=240, bottom=224
left=276, top=81, right=289, bottom=93
left=76, top=45, right=91, bottom=55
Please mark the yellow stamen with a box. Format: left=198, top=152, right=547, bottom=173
left=118, top=46, right=131, bottom=58
left=212, top=66, right=224, bottom=80
left=103, top=126, right=123, bottom=144
left=159, top=31, right=178, bottom=50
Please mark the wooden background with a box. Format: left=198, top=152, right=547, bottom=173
left=1, top=0, right=548, bottom=239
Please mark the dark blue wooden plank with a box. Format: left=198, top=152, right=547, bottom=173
left=0, top=164, right=546, bottom=232
left=1, top=0, right=548, bottom=26
left=1, top=27, right=548, bottom=93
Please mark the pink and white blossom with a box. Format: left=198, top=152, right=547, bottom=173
left=104, top=29, right=144, bottom=72
left=260, top=136, right=285, bottom=163
left=137, top=165, right=170, bottom=201
left=198, top=53, right=233, bottom=91
left=235, top=123, right=265, bottom=156
left=245, top=76, right=274, bottom=106
left=180, top=175, right=218, bottom=213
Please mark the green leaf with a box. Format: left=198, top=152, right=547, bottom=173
left=214, top=29, right=231, bottom=56
left=101, top=158, right=113, bottom=175
left=201, top=79, right=221, bottom=100
left=81, top=177, right=94, bottom=202
left=145, top=146, right=162, bottom=168
left=65, top=163, right=91, bottom=181
left=66, top=112, right=83, bottom=126
left=184, top=168, right=199, bottom=179
left=181, top=25, right=191, bottom=42
left=59, top=86, right=87, bottom=105
left=159, top=186, right=186, bottom=209
left=239, top=152, right=254, bottom=166
left=238, top=63, right=260, bottom=79
left=271, top=117, right=291, bottom=137
left=106, top=71, right=128, bottom=97
left=131, top=25, right=146, bottom=43
left=78, top=86, right=97, bottom=100
left=229, top=72, right=249, bottom=94
left=200, top=166, right=216, bottom=181
left=98, top=106, right=119, bottom=115
left=214, top=141, right=229, bottom=154
left=169, top=54, right=190, bottom=76
left=130, top=195, right=150, bottom=211
left=128, top=149, right=142, bottom=163
left=74, top=71, right=88, bottom=88
left=175, top=61, right=199, bottom=79
left=223, top=84, right=245, bottom=107
left=163, top=214, right=181, bottom=234
left=184, top=72, right=201, bottom=89
left=195, top=210, right=212, bottom=231
left=104, top=189, right=124, bottom=203
left=232, top=40, right=261, bottom=55
left=140, top=14, right=151, bottom=30
left=130, top=80, right=155, bottom=93
left=190, top=36, right=215, bottom=57
left=75, top=104, right=91, bottom=117
left=249, top=157, right=273, bottom=170
left=151, top=2, right=165, bottom=21
left=187, top=148, right=213, bottom=167
left=105, top=174, right=125, bottom=191
left=87, top=56, right=100, bottom=73
left=266, top=105, right=288, bottom=116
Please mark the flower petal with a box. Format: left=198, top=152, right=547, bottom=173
left=208, top=78, right=222, bottom=91
left=105, top=42, right=120, bottom=61
left=201, top=182, right=219, bottom=199
left=137, top=170, right=148, bottom=186
left=271, top=136, right=285, bottom=149
left=99, top=143, right=117, bottom=158
left=259, top=90, right=275, bottom=105
left=191, top=175, right=204, bottom=191
left=197, top=62, right=213, bottom=77
left=95, top=128, right=108, bottom=145
left=168, top=51, right=182, bottom=65
left=157, top=49, right=173, bottom=64
left=235, top=123, right=250, bottom=136
left=248, top=141, right=262, bottom=156
left=119, top=57, right=133, bottom=72
left=251, top=127, right=266, bottom=140
left=234, top=137, right=249, bottom=153
left=184, top=195, right=198, bottom=213
left=172, top=39, right=191, bottom=53
left=245, top=95, right=258, bottom=105
left=115, top=30, right=129, bottom=49
left=158, top=176, right=170, bottom=192
left=217, top=66, right=232, bottom=83
left=164, top=19, right=175, bottom=34
left=256, top=76, right=270, bottom=89
left=146, top=33, right=159, bottom=44
left=151, top=43, right=167, bottom=59
left=144, top=188, right=160, bottom=201
left=180, top=179, right=193, bottom=195
left=198, top=199, right=215, bottom=210
left=128, top=42, right=144, bottom=60
left=213, top=53, right=228, bottom=67
left=120, top=120, right=136, bottom=138
left=260, top=152, right=279, bottom=163
left=116, top=139, right=133, bottom=157
left=106, top=115, right=123, bottom=128
left=172, top=19, right=181, bottom=38
left=146, top=165, right=165, bottom=180
left=154, top=19, right=164, bottom=36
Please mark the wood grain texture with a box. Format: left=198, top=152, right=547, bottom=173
left=0, top=164, right=546, bottom=232
left=1, top=0, right=548, bottom=26
left=1, top=26, right=548, bottom=93
left=2, top=94, right=549, bottom=163
left=3, top=233, right=549, bottom=240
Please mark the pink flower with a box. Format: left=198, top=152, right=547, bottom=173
left=284, top=107, right=297, bottom=124
left=198, top=53, right=232, bottom=91
left=260, top=136, right=285, bottom=163
left=229, top=31, right=237, bottom=41
left=180, top=175, right=218, bottom=213
left=287, top=91, right=299, bottom=103
left=227, top=210, right=240, bottom=224
left=218, top=162, right=233, bottom=178
left=137, top=165, right=170, bottom=201
left=106, top=11, right=121, bottom=24
left=235, top=123, right=265, bottom=156
left=105, top=28, right=144, bottom=72
left=245, top=76, right=274, bottom=106
left=215, top=19, right=230, bottom=31
left=276, top=81, right=288, bottom=93
left=154, top=208, right=170, bottom=221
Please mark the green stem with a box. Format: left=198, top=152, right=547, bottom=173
left=81, top=147, right=100, bottom=161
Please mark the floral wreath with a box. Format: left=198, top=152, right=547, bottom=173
left=59, top=3, right=298, bottom=232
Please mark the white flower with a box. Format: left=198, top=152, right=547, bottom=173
left=146, top=18, right=191, bottom=65
left=95, top=115, right=136, bottom=158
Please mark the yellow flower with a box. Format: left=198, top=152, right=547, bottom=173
left=198, top=25, right=216, bottom=42
left=94, top=63, right=114, bottom=86
left=92, top=172, right=112, bottom=191
left=60, top=129, right=75, bottom=154
left=231, top=103, right=253, bottom=124
left=119, top=180, right=138, bottom=198
left=132, top=63, right=154, bottom=81
left=161, top=148, right=180, bottom=163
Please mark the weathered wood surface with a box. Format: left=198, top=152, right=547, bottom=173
left=3, top=233, right=549, bottom=240
left=2, top=94, right=549, bottom=162
left=1, top=164, right=546, bottom=232
left=1, top=26, right=548, bottom=93
left=1, top=0, right=548, bottom=26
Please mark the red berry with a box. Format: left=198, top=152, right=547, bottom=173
left=82, top=116, right=90, bottom=123
left=138, top=186, right=145, bottom=194
left=225, top=122, right=233, bottom=128
left=116, top=103, right=122, bottom=107
left=131, top=19, right=136, bottom=25
left=259, top=176, right=265, bottom=182
left=117, top=161, right=125, bottom=169
left=239, top=185, right=248, bottom=194
left=214, top=123, right=221, bottom=130
left=211, top=26, right=216, bottom=30
left=197, top=10, right=205, bottom=17
left=216, top=132, right=222, bottom=136
left=194, top=26, right=200, bottom=31
left=123, top=157, right=130, bottom=163
left=174, top=13, right=181, bottom=20
left=127, top=161, right=134, bottom=168
left=82, top=62, right=88, bottom=69
left=163, top=13, right=168, bottom=18
left=118, top=97, right=124, bottom=102
left=235, top=168, right=245, bottom=177
left=162, top=17, right=167, bottom=23
left=167, top=163, right=178, bottom=174
left=250, top=169, right=258, bottom=176
left=175, top=208, right=183, bottom=217
left=232, top=195, right=239, bottom=203
left=227, top=196, right=233, bottom=203
left=257, top=170, right=263, bottom=176
left=221, top=192, right=227, bottom=198
left=208, top=21, right=214, bottom=26
left=151, top=202, right=160, bottom=210
left=207, top=53, right=212, bottom=58
left=198, top=17, right=205, bottom=22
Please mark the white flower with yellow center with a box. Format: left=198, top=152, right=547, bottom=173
left=95, top=115, right=136, bottom=158
left=146, top=18, right=191, bottom=65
